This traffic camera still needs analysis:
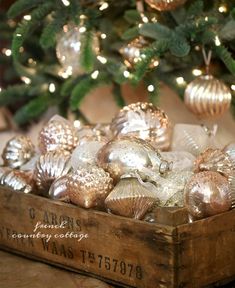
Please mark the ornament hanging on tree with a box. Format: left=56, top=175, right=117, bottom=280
left=111, top=102, right=171, bottom=150
left=2, top=135, right=35, bottom=169
left=120, top=37, right=159, bottom=69
left=105, top=176, right=157, bottom=220
left=184, top=49, right=231, bottom=118
left=144, top=0, right=187, bottom=11
left=38, top=115, right=78, bottom=154
left=56, top=24, right=99, bottom=76
left=184, top=171, right=232, bottom=220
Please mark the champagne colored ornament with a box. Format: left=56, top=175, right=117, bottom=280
left=223, top=143, right=235, bottom=165
left=34, top=150, right=71, bottom=195
left=71, top=141, right=105, bottom=169
left=67, top=166, right=113, bottom=208
left=161, top=151, right=195, bottom=171
left=171, top=124, right=218, bottom=156
left=120, top=37, right=159, bottom=69
left=105, top=177, right=157, bottom=219
left=111, top=102, right=171, bottom=150
left=0, top=170, right=34, bottom=194
left=184, top=75, right=231, bottom=118
left=38, top=115, right=78, bottom=154
left=49, top=175, right=70, bottom=202
left=2, top=135, right=35, bottom=169
left=184, top=171, right=232, bottom=219
left=56, top=24, right=99, bottom=76
left=194, top=148, right=234, bottom=178
left=77, top=125, right=108, bottom=145
left=20, top=155, right=40, bottom=171
left=144, top=0, right=186, bottom=11
left=97, top=136, right=171, bottom=183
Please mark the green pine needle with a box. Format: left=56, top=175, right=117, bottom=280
left=7, top=0, right=43, bottom=18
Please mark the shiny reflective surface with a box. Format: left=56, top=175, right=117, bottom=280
left=145, top=0, right=186, bottom=11
left=111, top=102, right=171, bottom=151
left=2, top=135, right=35, bottom=168
left=97, top=136, right=171, bottom=182
left=184, top=75, right=231, bottom=118
left=49, top=175, right=70, bottom=202
left=68, top=166, right=113, bottom=208
left=105, top=177, right=157, bottom=220
left=184, top=171, right=232, bottom=219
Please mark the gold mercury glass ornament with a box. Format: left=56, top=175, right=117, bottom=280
left=105, top=176, right=158, bottom=220
left=120, top=37, right=159, bottom=69
left=49, top=175, right=70, bottom=202
left=97, top=136, right=171, bottom=183
left=2, top=135, right=35, bottom=169
left=184, top=171, right=232, bottom=220
left=111, top=102, right=171, bottom=151
left=67, top=166, right=113, bottom=209
left=144, top=0, right=187, bottom=11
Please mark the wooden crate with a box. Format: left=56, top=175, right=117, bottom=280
left=1, top=187, right=235, bottom=288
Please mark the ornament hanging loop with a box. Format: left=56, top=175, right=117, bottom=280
left=202, top=47, right=212, bottom=75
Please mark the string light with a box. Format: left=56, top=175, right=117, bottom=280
left=231, top=85, right=235, bottom=91
left=99, top=2, right=109, bottom=11
left=218, top=5, right=227, bottom=13
left=151, top=17, right=158, bottom=22
left=19, top=47, right=24, bottom=53
left=123, top=70, right=130, bottom=78
left=142, top=15, right=149, bottom=23
left=2, top=48, right=12, bottom=56
left=0, top=87, right=2, bottom=92
left=147, top=85, right=155, bottom=92
left=23, top=15, right=31, bottom=21
left=176, top=77, right=186, bottom=85
left=215, top=35, right=221, bottom=46
left=192, top=69, right=202, bottom=76
left=97, top=55, right=107, bottom=64
left=61, top=0, right=70, bottom=6
left=79, top=26, right=86, bottom=33
left=205, top=16, right=209, bottom=21
left=21, top=76, right=31, bottom=84
left=74, top=120, right=82, bottom=128
left=91, top=70, right=99, bottom=79
left=101, top=33, right=107, bottom=39
left=194, top=45, right=200, bottom=51
left=48, top=83, right=56, bottom=93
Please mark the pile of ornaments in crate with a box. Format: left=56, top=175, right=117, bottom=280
left=0, top=102, right=235, bottom=222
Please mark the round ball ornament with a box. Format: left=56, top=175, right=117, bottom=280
left=38, top=115, right=78, bottom=154
left=56, top=24, right=99, bottom=76
left=144, top=0, right=187, bottom=11
left=2, top=135, right=35, bottom=169
left=184, top=75, right=231, bottom=118
left=111, top=102, right=171, bottom=150
left=120, top=37, right=159, bottom=69
left=184, top=171, right=232, bottom=220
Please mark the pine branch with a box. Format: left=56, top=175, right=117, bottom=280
left=0, top=84, right=32, bottom=105
left=112, top=83, right=126, bottom=107
left=121, top=26, right=139, bottom=40
left=11, top=2, right=54, bottom=60
left=70, top=72, right=111, bottom=110
left=7, top=0, right=43, bottom=18
left=80, top=31, right=96, bottom=72
left=187, top=0, right=204, bottom=18
left=40, top=10, right=67, bottom=49
left=214, top=44, right=235, bottom=76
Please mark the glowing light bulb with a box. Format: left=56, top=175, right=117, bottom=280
left=99, top=2, right=109, bottom=11
left=123, top=70, right=130, bottom=78
left=79, top=26, right=86, bottom=33
left=21, top=77, right=31, bottom=84
left=91, top=70, right=99, bottom=79
left=147, top=85, right=154, bottom=92
left=23, top=15, right=31, bottom=21
left=49, top=83, right=56, bottom=93
left=101, top=33, right=107, bottom=39
left=176, top=77, right=186, bottom=85
left=231, top=85, right=235, bottom=91
left=218, top=5, right=227, bottom=13
left=215, top=35, right=221, bottom=46
left=192, top=69, right=202, bottom=76
left=2, top=48, right=12, bottom=56
left=97, top=55, right=107, bottom=64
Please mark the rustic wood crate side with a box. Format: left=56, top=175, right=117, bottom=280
left=0, top=188, right=178, bottom=288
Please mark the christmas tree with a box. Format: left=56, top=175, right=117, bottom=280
left=1, top=0, right=235, bottom=125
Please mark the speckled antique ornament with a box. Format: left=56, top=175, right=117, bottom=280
left=223, top=143, right=235, bottom=165
left=49, top=175, right=70, bottom=202
left=76, top=125, right=108, bottom=146
left=184, top=75, right=231, bottom=118
left=194, top=148, right=234, bottom=178
left=20, top=154, right=40, bottom=171
left=34, top=150, right=71, bottom=195
left=144, top=0, right=186, bottom=11
left=56, top=24, right=99, bottom=76
left=71, top=141, right=105, bottom=169
left=184, top=171, right=232, bottom=219
left=120, top=37, right=159, bottom=69
left=38, top=115, right=78, bottom=154
left=161, top=151, right=195, bottom=171
left=111, top=102, right=171, bottom=150
left=151, top=171, right=193, bottom=207
left=2, top=135, right=35, bottom=169
left=171, top=124, right=218, bottom=156
left=97, top=136, right=171, bottom=183
left=0, top=169, right=34, bottom=193
left=105, top=177, right=157, bottom=219
left=67, top=166, right=113, bottom=208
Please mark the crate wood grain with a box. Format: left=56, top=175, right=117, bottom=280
left=0, top=187, right=235, bottom=288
